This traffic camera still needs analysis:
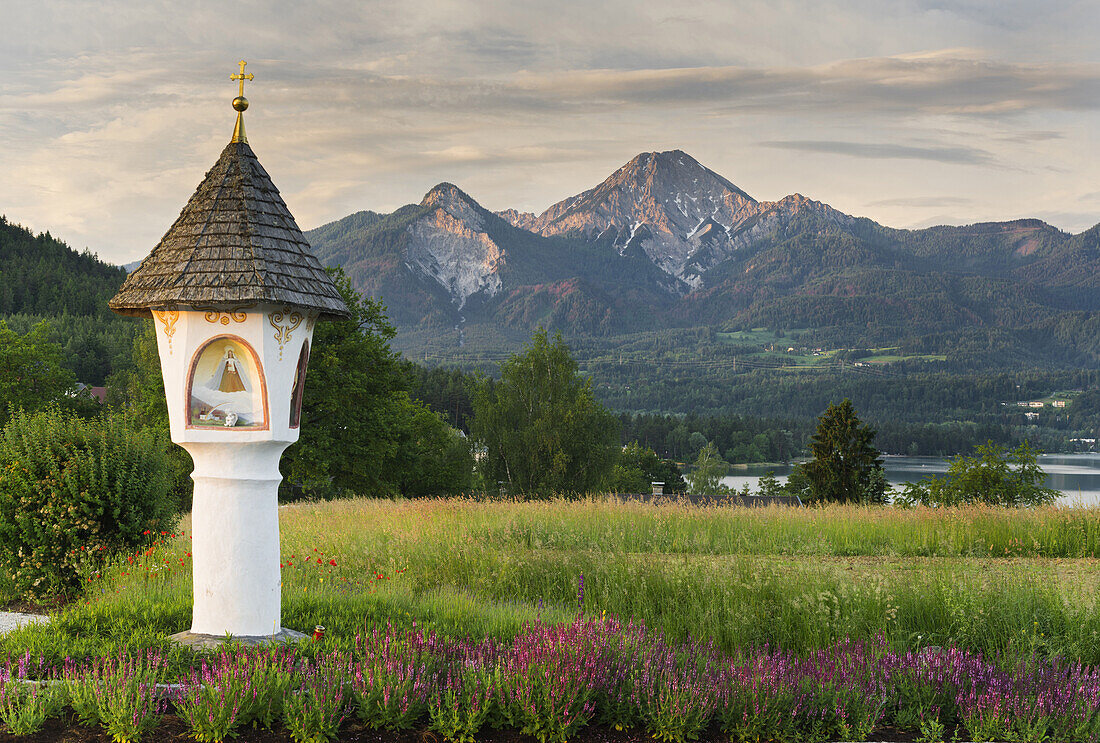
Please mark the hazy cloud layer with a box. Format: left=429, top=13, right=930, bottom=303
left=0, top=0, right=1099, bottom=262
left=760, top=140, right=996, bottom=165
left=867, top=196, right=976, bottom=208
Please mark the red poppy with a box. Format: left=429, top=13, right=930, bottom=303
left=329, top=559, right=336, bottom=566
left=317, top=558, right=322, bottom=564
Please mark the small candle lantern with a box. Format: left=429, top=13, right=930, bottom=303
left=109, top=62, right=349, bottom=645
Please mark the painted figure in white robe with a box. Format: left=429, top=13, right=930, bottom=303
left=211, top=347, right=249, bottom=393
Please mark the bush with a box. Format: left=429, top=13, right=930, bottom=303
left=0, top=408, right=177, bottom=600
left=897, top=441, right=1058, bottom=508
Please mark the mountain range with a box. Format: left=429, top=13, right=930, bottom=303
left=306, top=149, right=1100, bottom=366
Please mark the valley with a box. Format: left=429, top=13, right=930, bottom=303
left=301, top=149, right=1100, bottom=450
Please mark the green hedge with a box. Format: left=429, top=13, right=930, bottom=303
left=0, top=408, right=177, bottom=600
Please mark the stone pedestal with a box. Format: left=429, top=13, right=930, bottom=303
left=168, top=627, right=306, bottom=650
left=183, top=441, right=288, bottom=637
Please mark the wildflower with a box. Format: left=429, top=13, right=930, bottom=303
left=329, top=559, right=336, bottom=566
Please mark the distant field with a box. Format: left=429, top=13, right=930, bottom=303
left=716, top=327, right=808, bottom=344
left=863, top=353, right=947, bottom=364
left=7, top=498, right=1100, bottom=669
left=716, top=331, right=947, bottom=368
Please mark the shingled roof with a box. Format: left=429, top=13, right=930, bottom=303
left=109, top=140, right=350, bottom=319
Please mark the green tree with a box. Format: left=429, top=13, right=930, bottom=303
left=106, top=322, right=193, bottom=508
left=606, top=441, right=686, bottom=493
left=470, top=328, right=619, bottom=495
left=756, top=470, right=785, bottom=498
left=105, top=322, right=166, bottom=423
left=686, top=441, right=729, bottom=495
left=0, top=320, right=76, bottom=425
left=797, top=399, right=886, bottom=504
left=390, top=405, right=474, bottom=497
left=284, top=268, right=472, bottom=499
left=897, top=441, right=1058, bottom=507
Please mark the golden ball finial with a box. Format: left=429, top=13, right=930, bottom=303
left=232, top=96, right=249, bottom=112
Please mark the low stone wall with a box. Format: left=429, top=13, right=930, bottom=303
left=610, top=493, right=802, bottom=507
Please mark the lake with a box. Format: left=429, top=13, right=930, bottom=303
left=719, top=453, right=1100, bottom=506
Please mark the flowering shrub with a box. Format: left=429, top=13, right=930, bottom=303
left=0, top=408, right=175, bottom=599
left=9, top=618, right=1100, bottom=741
left=352, top=623, right=434, bottom=730
left=0, top=653, right=62, bottom=736
left=428, top=662, right=496, bottom=743
left=62, top=650, right=168, bottom=743
left=173, top=655, right=255, bottom=742
left=283, top=653, right=350, bottom=743
left=499, top=619, right=614, bottom=743
left=632, top=637, right=721, bottom=742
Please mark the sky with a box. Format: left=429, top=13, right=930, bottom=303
left=2, top=0, right=1100, bottom=265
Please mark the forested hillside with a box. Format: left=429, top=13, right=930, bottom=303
left=0, top=217, right=136, bottom=384
left=0, top=216, right=126, bottom=316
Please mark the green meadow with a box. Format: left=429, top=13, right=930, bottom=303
left=7, top=498, right=1100, bottom=669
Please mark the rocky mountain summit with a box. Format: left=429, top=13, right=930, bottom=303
left=306, top=149, right=1099, bottom=354
left=407, top=183, right=504, bottom=309
left=497, top=150, right=854, bottom=289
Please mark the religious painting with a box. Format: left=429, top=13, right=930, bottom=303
left=187, top=337, right=267, bottom=429
left=289, top=340, right=309, bottom=428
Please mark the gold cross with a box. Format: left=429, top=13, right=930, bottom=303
left=230, top=60, right=254, bottom=98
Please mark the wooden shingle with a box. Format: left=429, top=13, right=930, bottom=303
left=109, top=141, right=350, bottom=319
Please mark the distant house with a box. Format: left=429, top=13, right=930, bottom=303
left=1029, top=401, right=1044, bottom=408
left=1053, top=400, right=1067, bottom=408
left=72, top=383, right=107, bottom=404
left=1025, top=411, right=1040, bottom=420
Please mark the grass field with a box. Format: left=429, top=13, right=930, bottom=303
left=6, top=498, right=1100, bottom=670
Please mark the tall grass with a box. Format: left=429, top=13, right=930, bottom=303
left=324, top=497, right=1100, bottom=559
left=6, top=498, right=1100, bottom=667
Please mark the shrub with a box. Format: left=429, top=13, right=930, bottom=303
left=0, top=407, right=177, bottom=599
left=896, top=441, right=1059, bottom=508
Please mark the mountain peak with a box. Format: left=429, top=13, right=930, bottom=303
left=421, top=182, right=478, bottom=208
left=420, top=182, right=486, bottom=229
left=612, top=150, right=754, bottom=202
left=522, top=150, right=759, bottom=282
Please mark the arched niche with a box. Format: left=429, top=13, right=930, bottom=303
left=289, top=339, right=309, bottom=428
left=186, top=335, right=268, bottom=430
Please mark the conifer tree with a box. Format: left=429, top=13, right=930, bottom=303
left=798, top=399, right=886, bottom=504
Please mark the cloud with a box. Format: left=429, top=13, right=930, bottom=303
left=998, top=130, right=1064, bottom=143
left=493, top=55, right=1100, bottom=117
left=867, top=196, right=976, bottom=208
left=4, top=1, right=1100, bottom=259
left=759, top=140, right=995, bottom=165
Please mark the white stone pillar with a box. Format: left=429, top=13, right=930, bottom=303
left=152, top=305, right=316, bottom=647
left=183, top=441, right=288, bottom=637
